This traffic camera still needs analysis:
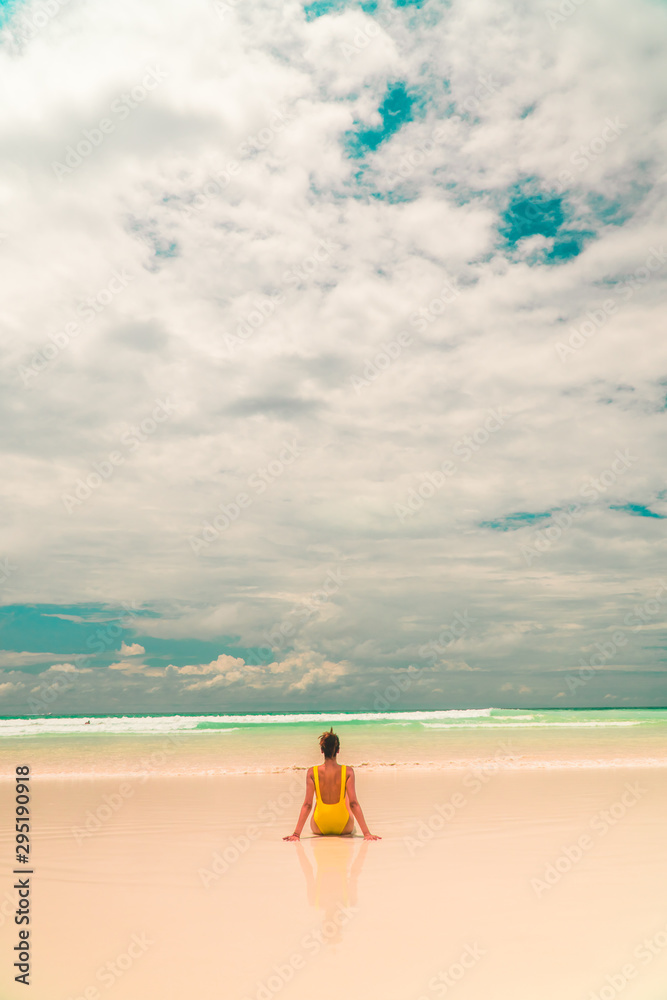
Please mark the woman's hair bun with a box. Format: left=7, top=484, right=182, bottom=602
left=319, top=727, right=340, bottom=758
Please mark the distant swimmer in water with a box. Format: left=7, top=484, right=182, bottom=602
left=283, top=728, right=381, bottom=841
left=85, top=720, right=90, bottom=725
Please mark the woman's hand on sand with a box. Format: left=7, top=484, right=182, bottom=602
left=283, top=834, right=300, bottom=841
left=363, top=833, right=381, bottom=841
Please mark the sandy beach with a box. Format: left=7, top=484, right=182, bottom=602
left=2, top=763, right=667, bottom=999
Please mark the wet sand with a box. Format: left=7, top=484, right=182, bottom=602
left=1, top=766, right=667, bottom=998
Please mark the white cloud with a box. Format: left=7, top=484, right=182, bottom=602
left=108, top=660, right=162, bottom=676
left=172, top=653, right=246, bottom=676
left=166, top=651, right=349, bottom=693
left=1, top=0, right=666, bottom=709
left=0, top=650, right=82, bottom=667
left=44, top=662, right=79, bottom=673
left=118, top=642, right=145, bottom=656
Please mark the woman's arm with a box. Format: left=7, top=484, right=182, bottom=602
left=283, top=768, right=315, bottom=841
left=346, top=767, right=381, bottom=840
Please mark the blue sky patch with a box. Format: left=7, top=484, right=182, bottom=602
left=154, top=241, right=178, bottom=258
left=479, top=511, right=553, bottom=532
left=0, top=604, right=160, bottom=656
left=584, top=179, right=651, bottom=229
left=128, top=219, right=179, bottom=261
left=586, top=192, right=635, bottom=228
left=499, top=181, right=594, bottom=262
left=303, top=0, right=344, bottom=19
left=609, top=503, right=666, bottom=519
left=123, top=635, right=271, bottom=668
left=345, top=82, right=416, bottom=158
left=0, top=603, right=271, bottom=671
left=0, top=0, right=20, bottom=26
left=304, top=0, right=376, bottom=19
left=370, top=190, right=418, bottom=203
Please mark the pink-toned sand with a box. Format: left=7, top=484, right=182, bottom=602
left=1, top=768, right=667, bottom=999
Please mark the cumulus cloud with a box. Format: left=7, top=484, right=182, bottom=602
left=0, top=647, right=353, bottom=711
left=165, top=651, right=349, bottom=693
left=172, top=653, right=247, bottom=677
left=118, top=642, right=145, bottom=656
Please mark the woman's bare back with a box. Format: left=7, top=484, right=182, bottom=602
left=315, top=762, right=346, bottom=804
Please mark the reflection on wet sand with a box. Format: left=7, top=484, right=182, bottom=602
left=295, top=838, right=369, bottom=943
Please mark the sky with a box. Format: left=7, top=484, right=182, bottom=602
left=0, top=0, right=666, bottom=714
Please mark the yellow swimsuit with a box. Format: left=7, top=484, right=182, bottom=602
left=313, top=764, right=350, bottom=834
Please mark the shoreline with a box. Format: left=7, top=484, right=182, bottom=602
left=2, top=756, right=667, bottom=781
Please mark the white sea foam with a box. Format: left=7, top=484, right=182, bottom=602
left=0, top=709, right=493, bottom=738
left=491, top=714, right=535, bottom=720
left=0, top=708, right=662, bottom=743
left=420, top=720, right=643, bottom=729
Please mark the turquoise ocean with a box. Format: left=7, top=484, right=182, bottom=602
left=0, top=707, right=666, bottom=778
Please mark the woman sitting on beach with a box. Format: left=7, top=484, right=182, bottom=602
left=283, top=728, right=381, bottom=842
